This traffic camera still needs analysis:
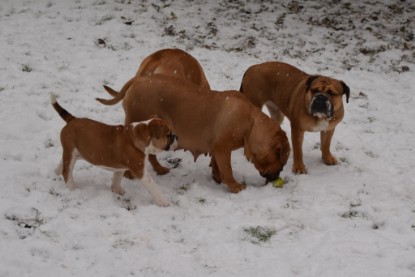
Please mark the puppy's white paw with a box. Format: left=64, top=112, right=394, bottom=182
left=112, top=186, right=125, bottom=196
left=66, top=183, right=77, bottom=191
left=154, top=197, right=170, bottom=207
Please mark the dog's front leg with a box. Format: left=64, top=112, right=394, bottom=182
left=140, top=168, right=170, bottom=207
left=148, top=154, right=170, bottom=175
left=212, top=149, right=246, bottom=193
left=111, top=171, right=125, bottom=195
left=291, top=127, right=307, bottom=174
left=320, top=129, right=338, bottom=165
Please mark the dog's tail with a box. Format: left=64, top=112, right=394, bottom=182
left=96, top=77, right=135, bottom=105
left=51, top=94, right=75, bottom=123
left=239, top=71, right=247, bottom=93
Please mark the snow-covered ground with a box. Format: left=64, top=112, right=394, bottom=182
left=1, top=0, right=414, bottom=276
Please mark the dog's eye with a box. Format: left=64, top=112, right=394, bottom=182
left=328, top=90, right=337, bottom=97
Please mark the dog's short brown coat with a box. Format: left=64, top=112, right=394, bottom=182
left=240, top=62, right=350, bottom=174
left=137, top=48, right=210, bottom=90
left=98, top=75, right=290, bottom=193
left=52, top=95, right=176, bottom=206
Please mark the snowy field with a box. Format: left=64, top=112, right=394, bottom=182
left=1, top=0, right=415, bottom=276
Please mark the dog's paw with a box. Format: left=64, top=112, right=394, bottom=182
left=228, top=182, right=246, bottom=193
left=155, top=166, right=170, bottom=176
left=292, top=164, right=307, bottom=174
left=323, top=154, right=338, bottom=165
left=154, top=197, right=170, bottom=207
left=112, top=186, right=125, bottom=196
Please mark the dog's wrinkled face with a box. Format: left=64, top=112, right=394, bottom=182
left=305, top=76, right=350, bottom=119
left=133, top=119, right=178, bottom=154
left=246, top=126, right=290, bottom=182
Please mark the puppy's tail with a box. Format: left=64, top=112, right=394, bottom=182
left=96, top=77, right=135, bottom=105
left=51, top=94, right=75, bottom=123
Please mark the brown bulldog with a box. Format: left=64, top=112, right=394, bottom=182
left=97, top=75, right=290, bottom=193
left=51, top=94, right=178, bottom=206
left=105, top=48, right=210, bottom=175
left=240, top=62, right=350, bottom=174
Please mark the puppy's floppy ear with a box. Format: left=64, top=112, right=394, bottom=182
left=131, top=124, right=151, bottom=150
left=148, top=119, right=169, bottom=139
left=341, top=81, right=350, bottom=103
left=305, top=75, right=319, bottom=92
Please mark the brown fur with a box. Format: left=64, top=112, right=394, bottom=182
left=100, top=48, right=210, bottom=104
left=137, top=48, right=210, bottom=90
left=97, top=75, right=290, bottom=193
left=240, top=62, right=350, bottom=174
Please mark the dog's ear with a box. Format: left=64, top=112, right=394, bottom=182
left=131, top=124, right=151, bottom=151
left=341, top=81, right=350, bottom=103
left=148, top=120, right=165, bottom=139
left=305, top=75, right=319, bottom=91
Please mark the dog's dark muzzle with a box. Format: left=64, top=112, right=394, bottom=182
left=310, top=93, right=333, bottom=118
left=165, top=133, right=178, bottom=151
left=261, top=171, right=281, bottom=183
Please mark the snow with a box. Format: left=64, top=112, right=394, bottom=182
left=1, top=0, right=415, bottom=276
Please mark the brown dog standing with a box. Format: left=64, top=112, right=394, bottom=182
left=51, top=94, right=177, bottom=206
left=97, top=75, right=290, bottom=193
left=106, top=48, right=210, bottom=175
left=240, top=62, right=350, bottom=174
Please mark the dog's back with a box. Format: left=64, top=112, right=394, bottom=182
left=136, top=48, right=211, bottom=90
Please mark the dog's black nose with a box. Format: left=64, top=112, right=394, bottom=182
left=165, top=134, right=178, bottom=151
left=311, top=93, right=330, bottom=116
left=314, top=93, right=327, bottom=103
left=261, top=171, right=281, bottom=182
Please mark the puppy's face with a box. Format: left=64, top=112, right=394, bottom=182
left=305, top=76, right=350, bottom=119
left=132, top=119, right=178, bottom=155
left=246, top=126, right=290, bottom=182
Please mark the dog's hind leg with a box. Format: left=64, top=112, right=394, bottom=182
left=111, top=171, right=125, bottom=195
left=62, top=148, right=78, bottom=191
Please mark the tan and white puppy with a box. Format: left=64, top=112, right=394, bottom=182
left=104, top=48, right=210, bottom=175
left=51, top=94, right=177, bottom=207
left=97, top=75, right=290, bottom=193
left=240, top=62, right=350, bottom=174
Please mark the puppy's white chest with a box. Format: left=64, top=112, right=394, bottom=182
left=145, top=142, right=162, bottom=155
left=311, top=119, right=330, bottom=132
